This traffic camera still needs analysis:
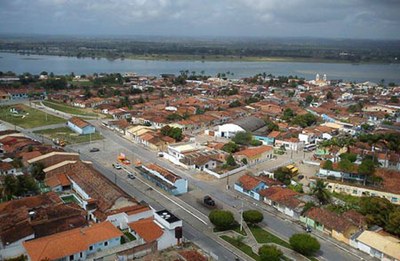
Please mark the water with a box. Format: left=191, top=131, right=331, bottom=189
left=0, top=52, right=399, bottom=83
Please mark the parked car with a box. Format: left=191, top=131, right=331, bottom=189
left=112, top=163, right=122, bottom=170
left=90, top=148, right=100, bottom=152
left=298, top=175, right=304, bottom=180
left=158, top=152, right=164, bottom=157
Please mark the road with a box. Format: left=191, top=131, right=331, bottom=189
left=80, top=121, right=373, bottom=261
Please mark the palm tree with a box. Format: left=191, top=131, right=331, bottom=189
left=312, top=180, right=331, bottom=205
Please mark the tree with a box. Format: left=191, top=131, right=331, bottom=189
left=243, top=210, right=263, bottom=225
left=31, top=162, right=45, bottom=181
left=16, top=175, right=38, bottom=196
left=226, top=154, right=237, bottom=167
left=222, top=142, right=239, bottom=153
left=360, top=197, right=394, bottom=227
left=229, top=100, right=241, bottom=108
left=322, top=160, right=333, bottom=170
left=386, top=209, right=400, bottom=236
left=358, top=158, right=375, bottom=184
left=289, top=234, right=320, bottom=256
left=326, top=91, right=334, bottom=100
left=258, top=245, right=283, bottom=261
left=232, top=132, right=253, bottom=145
left=274, top=167, right=291, bottom=185
left=340, top=153, right=357, bottom=163
left=389, top=96, right=399, bottom=103
left=3, top=175, right=18, bottom=196
left=338, top=159, right=353, bottom=173
left=312, top=179, right=331, bottom=205
left=209, top=210, right=235, bottom=230
left=305, top=95, right=314, bottom=104
left=282, top=108, right=295, bottom=120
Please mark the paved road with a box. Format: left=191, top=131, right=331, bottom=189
left=83, top=122, right=373, bottom=261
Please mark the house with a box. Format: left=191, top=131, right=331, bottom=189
left=351, top=230, right=400, bottom=261
left=234, top=174, right=268, bottom=201
left=275, top=137, right=304, bottom=151
left=234, top=145, right=274, bottom=165
left=260, top=187, right=304, bottom=219
left=27, top=151, right=80, bottom=168
left=0, top=162, right=17, bottom=175
left=301, top=207, right=362, bottom=244
left=0, top=192, right=87, bottom=259
left=67, top=117, right=96, bottom=135
left=44, top=173, right=72, bottom=192
left=23, top=221, right=122, bottom=261
left=106, top=205, right=153, bottom=230
left=138, top=164, right=188, bottom=195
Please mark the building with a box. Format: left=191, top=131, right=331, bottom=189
left=67, top=117, right=96, bottom=135
left=138, top=164, right=188, bottom=195
left=234, top=145, right=274, bottom=165
left=235, top=174, right=267, bottom=200
left=214, top=116, right=265, bottom=138
left=260, top=187, right=305, bottom=219
left=351, top=230, right=400, bottom=261
left=23, top=221, right=122, bottom=261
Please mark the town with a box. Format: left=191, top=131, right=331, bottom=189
left=0, top=70, right=399, bottom=261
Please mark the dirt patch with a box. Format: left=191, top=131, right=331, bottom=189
left=193, top=172, right=217, bottom=181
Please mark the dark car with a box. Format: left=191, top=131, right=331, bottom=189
left=298, top=175, right=304, bottom=180
left=128, top=174, right=135, bottom=179
left=90, top=148, right=100, bottom=152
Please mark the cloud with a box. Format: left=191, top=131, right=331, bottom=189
left=0, top=0, right=399, bottom=39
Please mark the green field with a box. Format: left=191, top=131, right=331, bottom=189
left=249, top=225, right=291, bottom=249
left=220, top=235, right=259, bottom=260
left=0, top=104, right=66, bottom=128
left=43, top=100, right=98, bottom=117
left=34, top=127, right=103, bottom=144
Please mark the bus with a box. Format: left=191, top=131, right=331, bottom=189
left=303, top=143, right=317, bottom=152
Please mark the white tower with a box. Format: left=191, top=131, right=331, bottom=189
left=323, top=74, right=327, bottom=82
left=316, top=74, right=320, bottom=81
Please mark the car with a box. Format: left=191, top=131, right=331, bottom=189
left=128, top=174, right=135, bottom=179
left=112, top=163, right=122, bottom=170
left=158, top=152, right=164, bottom=157
left=89, top=148, right=100, bottom=152
left=304, top=226, right=312, bottom=233
left=298, top=175, right=304, bottom=180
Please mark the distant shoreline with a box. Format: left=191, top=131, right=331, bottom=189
left=1, top=51, right=394, bottom=65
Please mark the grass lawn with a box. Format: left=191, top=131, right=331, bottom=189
left=34, top=127, right=103, bottom=144
left=331, top=192, right=362, bottom=207
left=213, top=224, right=247, bottom=236
left=43, top=100, right=98, bottom=116
left=249, top=225, right=291, bottom=249
left=61, top=195, right=80, bottom=204
left=0, top=104, right=65, bottom=128
left=220, top=235, right=259, bottom=260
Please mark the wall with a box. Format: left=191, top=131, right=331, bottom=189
left=174, top=179, right=188, bottom=195
left=157, top=229, right=177, bottom=250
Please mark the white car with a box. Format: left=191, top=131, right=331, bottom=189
left=112, top=163, right=122, bottom=170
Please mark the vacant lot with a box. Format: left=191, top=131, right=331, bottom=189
left=43, top=100, right=98, bottom=117
left=34, top=127, right=103, bottom=144
left=0, top=104, right=65, bottom=128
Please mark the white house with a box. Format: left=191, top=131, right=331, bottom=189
left=67, top=117, right=96, bottom=135
left=351, top=230, right=400, bottom=261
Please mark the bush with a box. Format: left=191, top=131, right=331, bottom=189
left=289, top=233, right=320, bottom=256
left=243, top=210, right=263, bottom=225
left=258, top=245, right=283, bottom=261
left=209, top=210, right=235, bottom=231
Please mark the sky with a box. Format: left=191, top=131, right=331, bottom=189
left=0, top=0, right=399, bottom=39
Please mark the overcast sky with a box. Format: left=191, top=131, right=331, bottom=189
left=0, top=0, right=399, bottom=39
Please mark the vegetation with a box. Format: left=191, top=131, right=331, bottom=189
left=322, top=160, right=333, bottom=170
left=43, top=100, right=98, bottom=116
left=225, top=154, right=237, bottom=167
left=3, top=175, right=39, bottom=197
left=360, top=197, right=400, bottom=236
left=249, top=225, right=291, bottom=249
left=292, top=113, right=318, bottom=127
left=232, top=132, right=254, bottom=146
left=258, top=245, right=283, bottom=261
left=31, top=162, right=45, bottom=181
left=209, top=210, right=235, bottom=231
left=34, top=127, right=103, bottom=144
left=289, top=234, right=320, bottom=256
left=311, top=180, right=331, bottom=205
left=243, top=210, right=264, bottom=226
left=220, top=235, right=259, bottom=260
left=160, top=125, right=183, bottom=141
left=0, top=105, right=66, bottom=128
left=222, top=142, right=239, bottom=153
left=273, top=167, right=292, bottom=185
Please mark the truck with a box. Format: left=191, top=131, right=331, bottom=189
left=52, top=138, right=66, bottom=147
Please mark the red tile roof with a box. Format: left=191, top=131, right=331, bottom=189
left=128, top=218, right=163, bottom=243
left=23, top=221, right=122, bottom=261
left=68, top=117, right=90, bottom=129
left=237, top=174, right=263, bottom=191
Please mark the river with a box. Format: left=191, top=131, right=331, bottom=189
left=0, top=52, right=399, bottom=83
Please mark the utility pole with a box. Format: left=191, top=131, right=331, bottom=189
left=226, top=174, right=230, bottom=190
left=240, top=201, right=244, bottom=232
